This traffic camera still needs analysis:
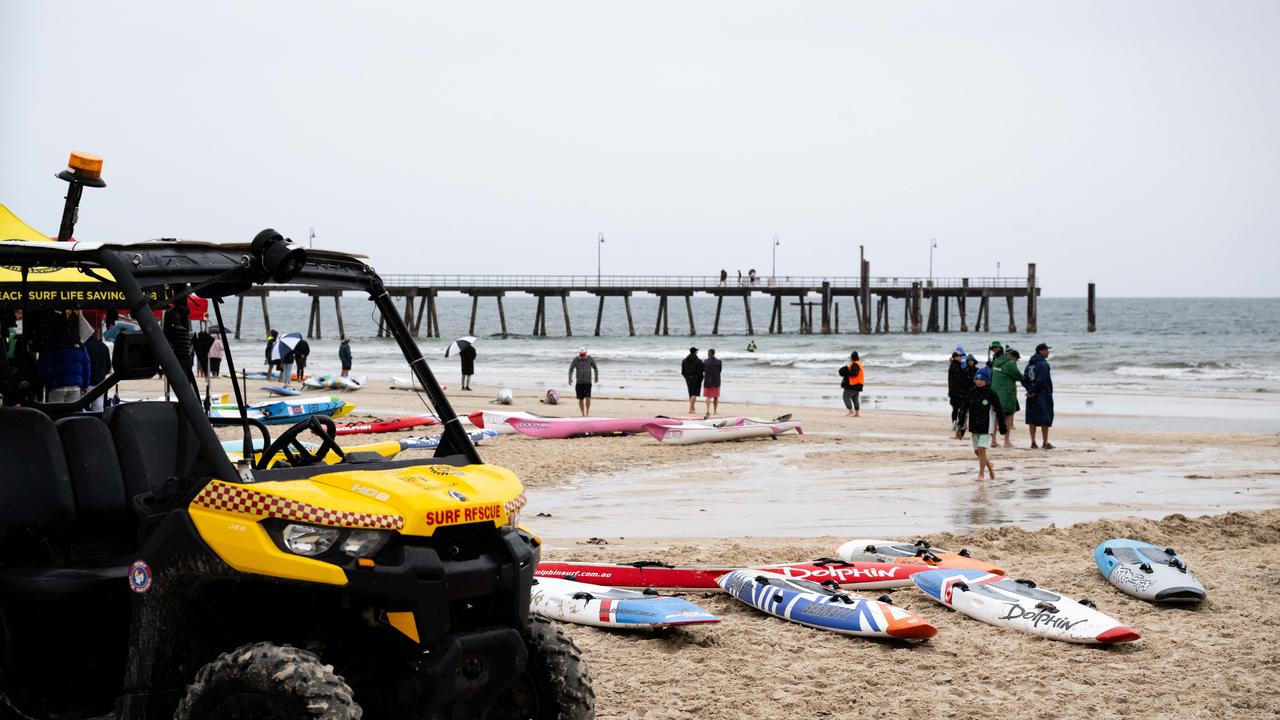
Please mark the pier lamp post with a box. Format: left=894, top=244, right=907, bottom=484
left=309, top=227, right=316, bottom=249
left=772, top=235, right=780, bottom=280
left=996, top=261, right=1001, bottom=279
left=597, top=232, right=604, bottom=285
left=928, top=238, right=938, bottom=286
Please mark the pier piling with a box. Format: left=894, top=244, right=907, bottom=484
left=1087, top=282, right=1096, bottom=332
left=1026, top=263, right=1038, bottom=333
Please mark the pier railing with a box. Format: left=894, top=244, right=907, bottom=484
left=379, top=274, right=1026, bottom=290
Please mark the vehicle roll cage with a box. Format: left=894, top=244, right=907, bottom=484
left=0, top=240, right=480, bottom=491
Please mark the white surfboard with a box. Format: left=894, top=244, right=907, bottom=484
left=529, top=576, right=719, bottom=630
left=646, top=420, right=802, bottom=445
left=912, top=569, right=1140, bottom=644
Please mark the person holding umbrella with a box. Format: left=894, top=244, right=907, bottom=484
left=445, top=336, right=478, bottom=391
left=271, top=332, right=304, bottom=387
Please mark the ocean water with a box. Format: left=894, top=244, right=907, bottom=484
left=216, top=295, right=1280, bottom=432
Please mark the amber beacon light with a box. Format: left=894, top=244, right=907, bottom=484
left=56, top=150, right=107, bottom=241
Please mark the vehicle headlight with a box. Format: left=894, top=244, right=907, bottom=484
left=282, top=523, right=340, bottom=556
left=340, top=530, right=391, bottom=558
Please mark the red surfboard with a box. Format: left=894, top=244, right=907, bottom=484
left=334, top=415, right=439, bottom=436
left=535, top=558, right=927, bottom=591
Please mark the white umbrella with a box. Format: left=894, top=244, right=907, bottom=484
left=271, top=332, right=304, bottom=361
left=445, top=336, right=477, bottom=357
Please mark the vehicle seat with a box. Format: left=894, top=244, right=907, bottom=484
left=0, top=408, right=119, bottom=595
left=55, top=416, right=135, bottom=551
left=0, top=407, right=75, bottom=549
left=105, top=402, right=204, bottom=501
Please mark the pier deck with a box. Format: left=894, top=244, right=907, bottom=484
left=234, top=265, right=1043, bottom=339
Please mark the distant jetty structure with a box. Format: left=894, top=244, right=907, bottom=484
left=234, top=263, right=1050, bottom=339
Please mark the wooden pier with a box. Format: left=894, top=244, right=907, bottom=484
left=232, top=264, right=1046, bottom=339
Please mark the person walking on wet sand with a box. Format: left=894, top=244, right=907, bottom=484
left=839, top=351, right=864, bottom=417
left=957, top=367, right=1007, bottom=481
left=459, top=342, right=477, bottom=391
left=568, top=346, right=599, bottom=416
left=702, top=349, right=722, bottom=417
left=1023, top=343, right=1055, bottom=449
left=681, top=347, right=704, bottom=414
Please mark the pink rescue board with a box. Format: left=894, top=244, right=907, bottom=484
left=507, top=416, right=681, bottom=439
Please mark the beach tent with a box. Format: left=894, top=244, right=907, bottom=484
left=0, top=203, right=51, bottom=242
left=0, top=202, right=127, bottom=307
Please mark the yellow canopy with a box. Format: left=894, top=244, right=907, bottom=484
left=0, top=203, right=123, bottom=306
left=0, top=203, right=52, bottom=242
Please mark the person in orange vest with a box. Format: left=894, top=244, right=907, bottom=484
left=839, top=351, right=865, bottom=417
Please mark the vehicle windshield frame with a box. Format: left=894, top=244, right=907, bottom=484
left=0, top=240, right=480, bottom=488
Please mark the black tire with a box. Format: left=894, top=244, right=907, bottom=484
left=175, top=642, right=361, bottom=720
left=492, top=616, right=594, bottom=720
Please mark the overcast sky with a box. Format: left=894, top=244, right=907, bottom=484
left=3, top=2, right=1277, bottom=296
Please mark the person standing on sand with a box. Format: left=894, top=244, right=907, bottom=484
left=958, top=367, right=1007, bottom=480
left=1023, top=342, right=1055, bottom=449
left=956, top=354, right=979, bottom=437
left=947, top=345, right=969, bottom=432
left=568, top=346, right=599, bottom=416
left=264, top=329, right=278, bottom=379
left=208, top=333, right=224, bottom=377
left=992, top=347, right=1022, bottom=448
left=681, top=347, right=704, bottom=414
left=459, top=342, right=477, bottom=391
left=293, top=338, right=310, bottom=382
left=986, top=340, right=1004, bottom=368
left=338, top=337, right=353, bottom=377
left=839, top=351, right=864, bottom=417
left=702, top=349, right=722, bottom=417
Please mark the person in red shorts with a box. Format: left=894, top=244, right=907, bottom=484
left=702, top=348, right=722, bottom=417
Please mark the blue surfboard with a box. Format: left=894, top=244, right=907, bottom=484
left=718, top=570, right=936, bottom=639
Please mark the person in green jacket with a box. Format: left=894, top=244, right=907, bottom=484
left=991, top=347, right=1022, bottom=448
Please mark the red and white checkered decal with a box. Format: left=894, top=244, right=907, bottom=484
left=504, top=492, right=527, bottom=518
left=193, top=482, right=405, bottom=530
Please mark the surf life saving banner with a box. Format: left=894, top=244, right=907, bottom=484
left=0, top=203, right=163, bottom=308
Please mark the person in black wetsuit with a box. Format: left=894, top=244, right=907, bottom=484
left=947, top=345, right=969, bottom=432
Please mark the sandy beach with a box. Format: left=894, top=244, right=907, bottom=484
left=190, top=374, right=1280, bottom=719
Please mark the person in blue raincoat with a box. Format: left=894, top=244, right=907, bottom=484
left=1022, top=342, right=1054, bottom=449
